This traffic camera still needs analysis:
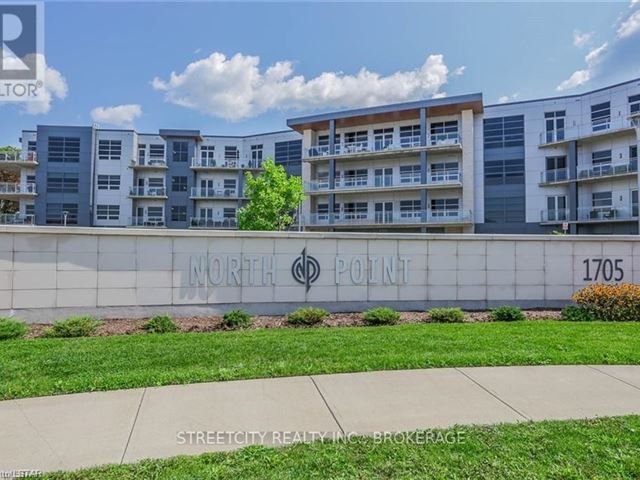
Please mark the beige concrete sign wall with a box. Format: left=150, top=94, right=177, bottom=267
left=1, top=226, right=638, bottom=321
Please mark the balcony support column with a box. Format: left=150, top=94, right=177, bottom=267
left=635, top=124, right=640, bottom=234
left=328, top=119, right=336, bottom=224
left=568, top=140, right=578, bottom=234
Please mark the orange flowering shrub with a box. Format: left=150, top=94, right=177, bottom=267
left=572, top=283, right=640, bottom=321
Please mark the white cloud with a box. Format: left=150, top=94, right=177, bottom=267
left=497, top=93, right=519, bottom=104
left=631, top=0, right=639, bottom=7
left=556, top=69, right=591, bottom=91
left=431, top=92, right=447, bottom=99
left=585, top=42, right=608, bottom=65
left=3, top=54, right=68, bottom=115
left=573, top=29, right=593, bottom=47
left=90, top=104, right=142, bottom=127
left=453, top=65, right=466, bottom=76
left=617, top=10, right=640, bottom=38
left=152, top=52, right=452, bottom=121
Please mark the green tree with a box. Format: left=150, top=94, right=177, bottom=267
left=238, top=158, right=305, bottom=231
left=0, top=146, right=20, bottom=214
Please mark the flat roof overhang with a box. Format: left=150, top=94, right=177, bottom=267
left=287, top=93, right=483, bottom=133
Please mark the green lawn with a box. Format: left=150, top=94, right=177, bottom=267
left=40, top=416, right=640, bottom=479
left=2, top=321, right=640, bottom=400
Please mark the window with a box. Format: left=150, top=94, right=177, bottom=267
left=483, top=116, right=524, bottom=149
left=629, top=94, right=640, bottom=115
left=224, top=146, right=239, bottom=160
left=97, top=174, right=120, bottom=190
left=48, top=137, right=80, bottom=163
left=400, top=165, right=421, bottom=183
left=592, top=150, right=612, bottom=165
left=343, top=202, right=367, bottom=218
left=27, top=141, right=36, bottom=152
left=344, top=131, right=367, bottom=146
left=343, top=168, right=367, bottom=186
left=138, top=144, right=146, bottom=161
left=171, top=206, right=187, bottom=222
left=591, top=102, right=610, bottom=131
left=430, top=121, right=458, bottom=143
left=47, top=172, right=79, bottom=193
left=25, top=204, right=34, bottom=216
left=544, top=111, right=565, bottom=142
left=200, top=145, right=215, bottom=159
left=431, top=198, right=459, bottom=211
left=318, top=134, right=340, bottom=146
left=172, top=141, right=188, bottom=162
left=400, top=200, right=421, bottom=217
left=484, top=158, right=525, bottom=185
left=148, top=177, right=165, bottom=188
left=592, top=191, right=612, bottom=208
left=546, top=196, right=567, bottom=221
left=171, top=176, right=187, bottom=192
left=223, top=179, right=237, bottom=192
left=484, top=196, right=526, bottom=223
left=149, top=144, right=165, bottom=159
left=96, top=205, right=119, bottom=220
left=545, top=156, right=567, bottom=171
left=46, top=203, right=78, bottom=225
left=223, top=208, right=236, bottom=219
left=251, top=144, right=263, bottom=161
left=98, top=140, right=122, bottom=160
left=630, top=145, right=638, bottom=161
left=633, top=190, right=639, bottom=217
left=274, top=140, right=302, bottom=176
left=373, top=128, right=393, bottom=150
left=399, top=125, right=420, bottom=147
left=147, top=206, right=164, bottom=218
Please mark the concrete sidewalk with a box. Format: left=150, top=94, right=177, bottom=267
left=2, top=365, right=640, bottom=473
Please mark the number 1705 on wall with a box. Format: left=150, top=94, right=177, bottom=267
left=583, top=258, right=624, bottom=282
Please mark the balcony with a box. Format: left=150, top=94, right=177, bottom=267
left=540, top=209, right=570, bottom=224
left=0, top=182, right=37, bottom=198
left=429, top=169, right=462, bottom=186
left=130, top=157, right=167, bottom=169
left=540, top=168, right=570, bottom=185
left=129, top=216, right=165, bottom=228
left=0, top=213, right=35, bottom=225
left=577, top=206, right=637, bottom=223
left=305, top=133, right=461, bottom=160
left=128, top=186, right=167, bottom=198
left=576, top=161, right=637, bottom=182
left=190, top=157, right=263, bottom=170
left=306, top=170, right=461, bottom=193
left=539, top=113, right=636, bottom=146
left=0, top=151, right=38, bottom=169
left=303, top=209, right=472, bottom=227
left=189, top=217, right=238, bottom=229
left=190, top=187, right=241, bottom=199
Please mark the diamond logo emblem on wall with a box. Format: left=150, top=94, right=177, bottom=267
left=291, top=248, right=320, bottom=292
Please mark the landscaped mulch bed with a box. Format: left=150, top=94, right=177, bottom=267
left=24, top=310, right=562, bottom=339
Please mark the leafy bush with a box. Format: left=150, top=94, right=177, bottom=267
left=287, top=307, right=328, bottom=326
left=0, top=318, right=28, bottom=340
left=362, top=307, right=400, bottom=325
left=222, top=309, right=253, bottom=329
left=144, top=314, right=178, bottom=333
left=572, top=283, right=640, bottom=322
left=489, top=306, right=525, bottom=322
left=561, top=305, right=597, bottom=322
left=428, top=307, right=465, bottom=323
left=44, top=316, right=102, bottom=338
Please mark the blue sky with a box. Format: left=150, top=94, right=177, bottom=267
left=2, top=1, right=640, bottom=146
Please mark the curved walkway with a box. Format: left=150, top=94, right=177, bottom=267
left=2, top=365, right=640, bottom=473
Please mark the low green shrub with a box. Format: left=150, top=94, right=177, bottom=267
left=427, top=307, right=465, bottom=323
left=362, top=307, right=400, bottom=325
left=287, top=307, right=328, bottom=326
left=489, top=306, right=525, bottom=322
left=144, top=314, right=178, bottom=333
left=561, top=305, right=597, bottom=322
left=0, top=318, right=28, bottom=340
left=222, top=309, right=253, bottom=329
left=44, top=316, right=102, bottom=338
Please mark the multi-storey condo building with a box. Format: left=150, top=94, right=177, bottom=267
left=2, top=77, right=639, bottom=234
left=0, top=128, right=301, bottom=228
left=289, top=78, right=640, bottom=234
